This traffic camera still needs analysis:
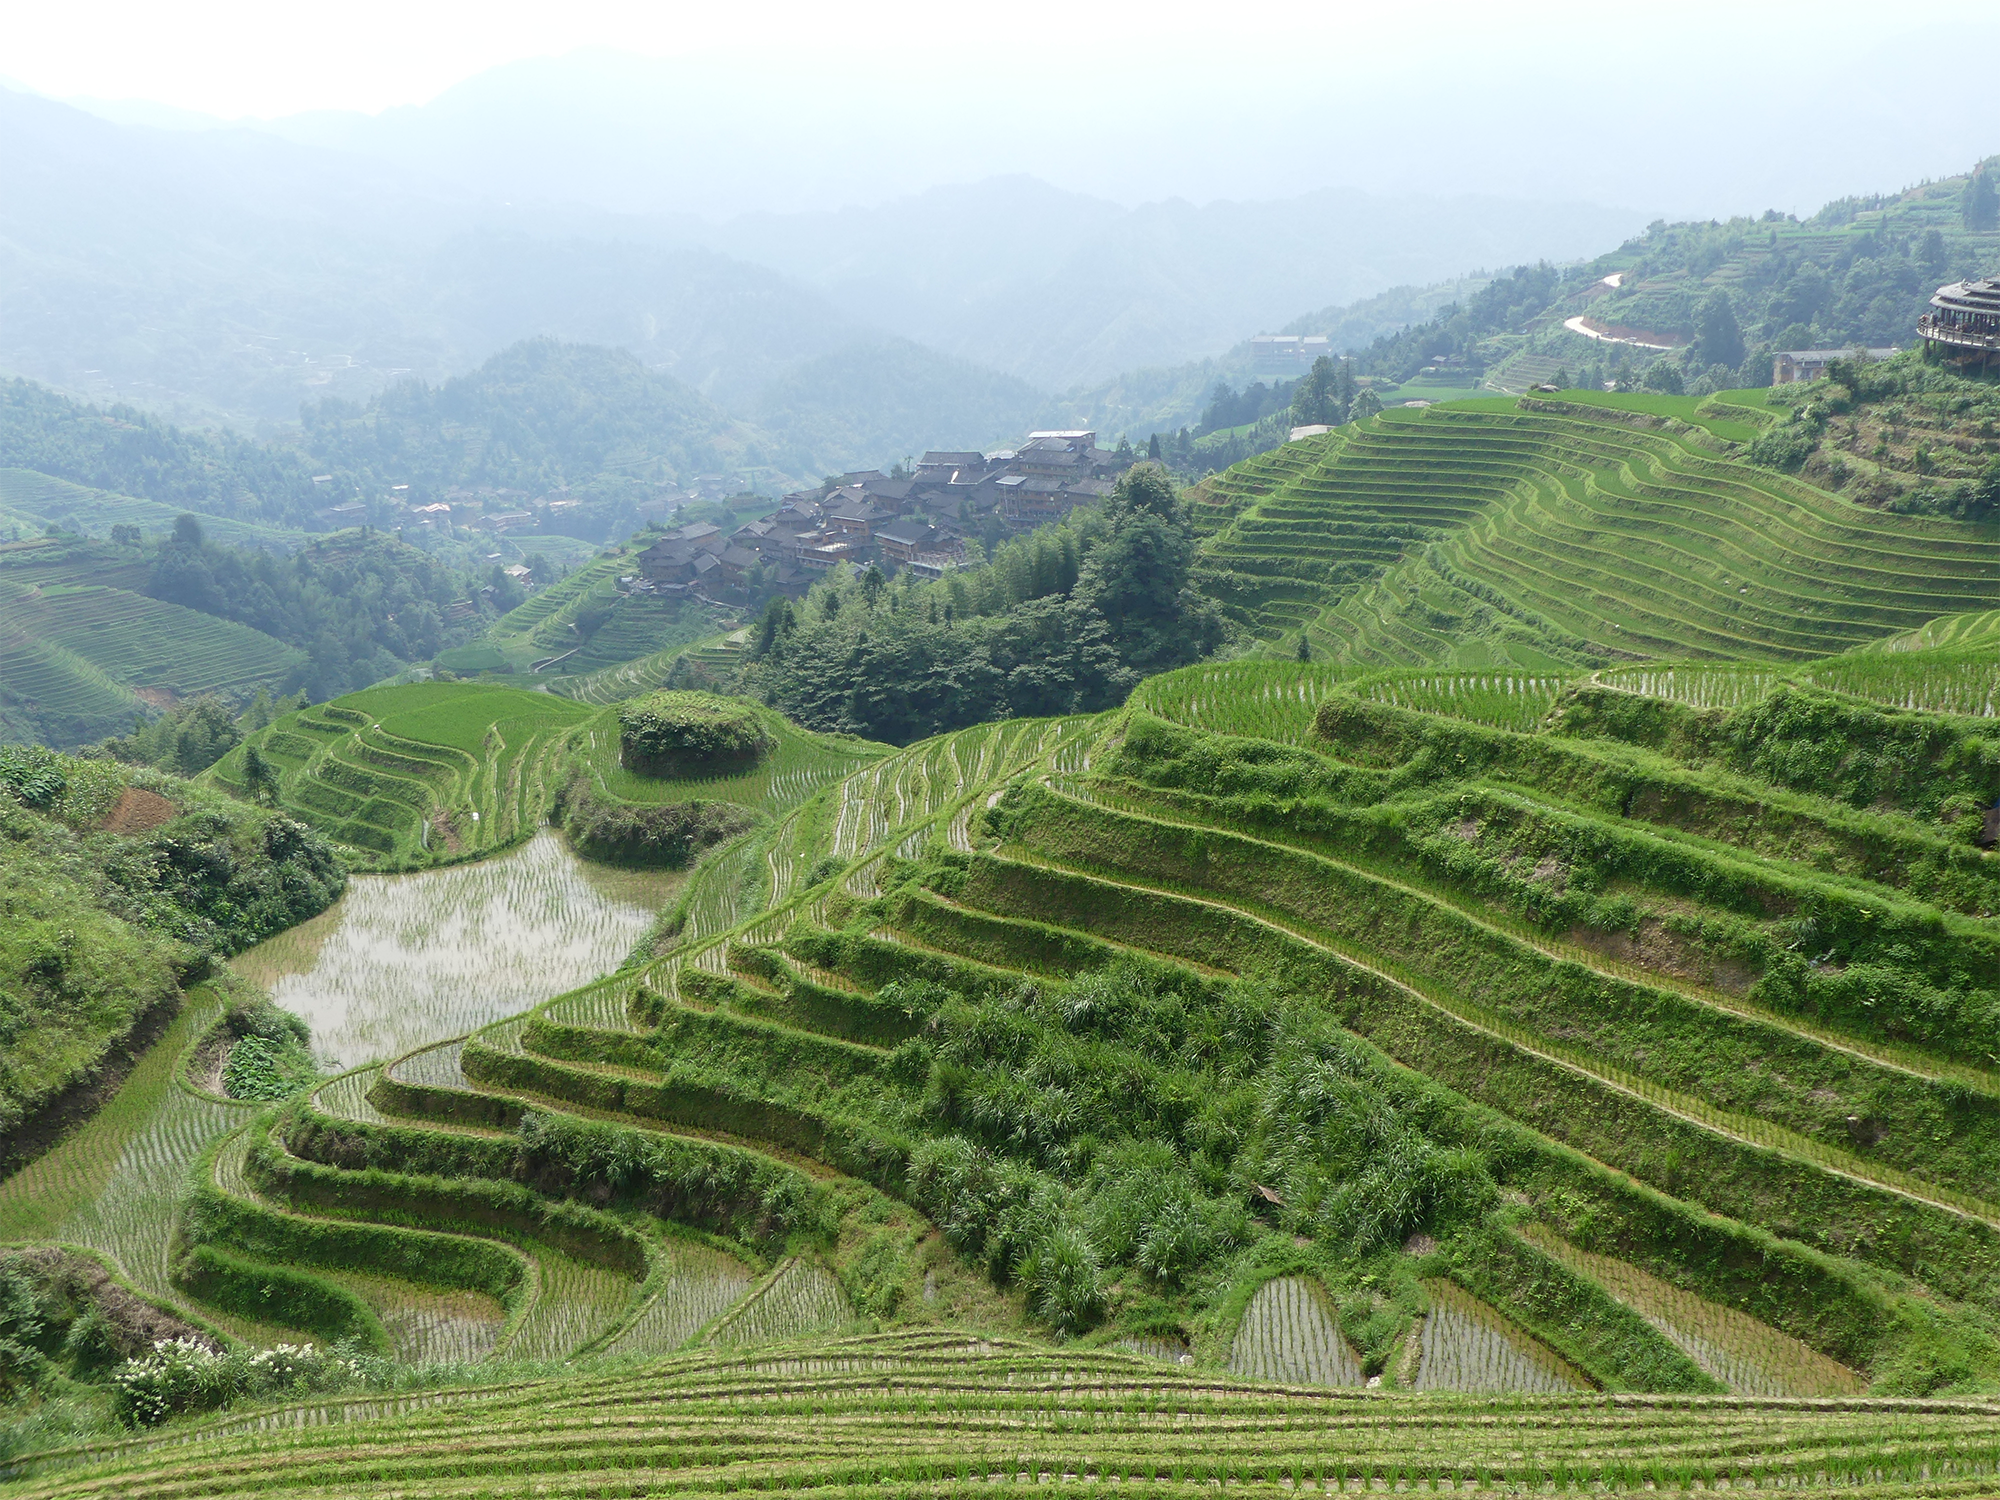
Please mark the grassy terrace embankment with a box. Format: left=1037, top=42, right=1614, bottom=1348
left=1192, top=395, right=2000, bottom=670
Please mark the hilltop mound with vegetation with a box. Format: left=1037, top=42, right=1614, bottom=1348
left=617, top=692, right=772, bottom=777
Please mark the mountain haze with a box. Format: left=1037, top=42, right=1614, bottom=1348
left=1, top=81, right=1649, bottom=461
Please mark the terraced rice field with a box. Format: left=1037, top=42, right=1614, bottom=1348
left=708, top=1258, right=850, bottom=1347
left=503, top=1251, right=639, bottom=1359
left=317, top=1271, right=507, bottom=1364
left=26, top=604, right=2000, bottom=1482
left=15, top=1333, right=2000, bottom=1498
left=604, top=1241, right=755, bottom=1355
left=0, top=569, right=303, bottom=743
left=0, top=992, right=253, bottom=1306
left=1128, top=662, right=1352, bottom=744
left=1226, top=1278, right=1362, bottom=1388
left=213, top=682, right=592, bottom=867
left=1344, top=669, right=1574, bottom=731
left=1414, top=1280, right=1586, bottom=1394
left=1193, top=398, right=2000, bottom=670
left=229, top=830, right=671, bottom=1068
left=553, top=627, right=742, bottom=706
left=1515, top=1226, right=1863, bottom=1398
left=0, top=468, right=305, bottom=551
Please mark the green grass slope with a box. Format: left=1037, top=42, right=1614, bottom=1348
left=1192, top=394, right=2000, bottom=671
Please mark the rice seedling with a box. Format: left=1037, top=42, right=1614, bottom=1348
left=1802, top=652, right=2000, bottom=717
left=385, top=1041, right=472, bottom=1090
left=1342, top=670, right=1574, bottom=731
left=503, top=1251, right=644, bottom=1360
left=1414, top=1279, right=1586, bottom=1394
left=311, top=1068, right=394, bottom=1127
left=1513, top=1224, right=1864, bottom=1396
left=229, top=832, right=664, bottom=1069
left=9, top=1330, right=1999, bottom=1498
left=707, top=1258, right=850, bottom=1347
left=0, top=995, right=253, bottom=1306
left=1115, top=1336, right=1190, bottom=1365
left=1132, top=662, right=1349, bottom=745
left=605, top=1242, right=755, bottom=1355
left=1594, top=663, right=1784, bottom=708
left=318, top=1270, right=508, bottom=1364
left=1225, top=1276, right=1362, bottom=1387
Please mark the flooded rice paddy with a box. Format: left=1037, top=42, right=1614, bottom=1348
left=1227, top=1276, right=1364, bottom=1387
left=231, top=831, right=680, bottom=1069
left=1415, top=1279, right=1586, bottom=1393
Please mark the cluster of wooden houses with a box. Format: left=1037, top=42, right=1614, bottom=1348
left=630, top=431, right=1131, bottom=602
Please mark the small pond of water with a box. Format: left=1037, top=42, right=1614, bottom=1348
left=230, top=830, right=680, bottom=1068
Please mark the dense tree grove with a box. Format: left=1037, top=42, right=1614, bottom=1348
left=1349, top=264, right=1567, bottom=386
left=0, top=381, right=324, bottom=529
left=741, top=465, right=1227, bottom=743
left=297, top=339, right=756, bottom=538
left=1289, top=355, right=1359, bottom=428
left=1197, top=378, right=1297, bottom=435
left=145, top=516, right=496, bottom=700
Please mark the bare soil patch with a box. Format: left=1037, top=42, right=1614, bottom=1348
left=1569, top=916, right=1756, bottom=995
left=100, top=786, right=179, bottom=836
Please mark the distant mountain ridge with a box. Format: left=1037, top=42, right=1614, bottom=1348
left=0, top=82, right=1647, bottom=468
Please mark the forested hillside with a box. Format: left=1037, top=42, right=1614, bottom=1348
left=296, top=340, right=771, bottom=501
left=1340, top=159, right=2000, bottom=401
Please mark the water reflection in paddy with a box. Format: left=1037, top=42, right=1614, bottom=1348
left=230, top=830, right=680, bottom=1068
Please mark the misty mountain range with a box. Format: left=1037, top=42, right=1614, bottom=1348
left=1, top=77, right=1649, bottom=475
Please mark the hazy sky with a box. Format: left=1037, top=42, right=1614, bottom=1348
left=0, top=0, right=1975, bottom=120
left=7, top=0, right=1997, bottom=217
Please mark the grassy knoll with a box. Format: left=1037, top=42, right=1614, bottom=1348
left=1191, top=395, right=2000, bottom=669
left=572, top=695, right=886, bottom=817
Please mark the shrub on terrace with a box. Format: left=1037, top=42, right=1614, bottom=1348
left=890, top=954, right=1485, bottom=1335
left=617, top=692, right=771, bottom=778
left=555, top=776, right=754, bottom=868
left=111, top=1338, right=372, bottom=1426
